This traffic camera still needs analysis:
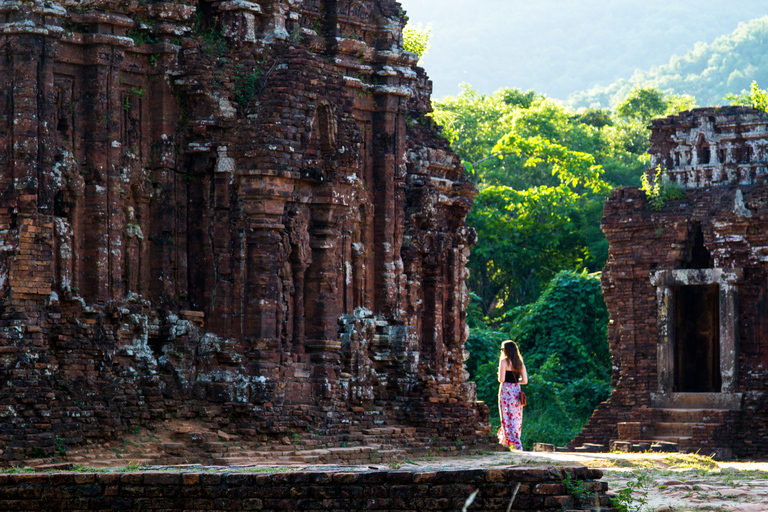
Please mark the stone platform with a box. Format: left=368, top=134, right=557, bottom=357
left=0, top=464, right=615, bottom=512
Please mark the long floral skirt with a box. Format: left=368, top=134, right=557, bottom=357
left=497, top=382, right=523, bottom=450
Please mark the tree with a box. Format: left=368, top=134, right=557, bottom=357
left=432, top=85, right=695, bottom=315
left=569, top=16, right=768, bottom=109
left=468, top=185, right=588, bottom=312
left=617, top=86, right=697, bottom=123
left=616, top=86, right=668, bottom=123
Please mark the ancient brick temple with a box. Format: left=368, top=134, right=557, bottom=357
left=575, top=106, right=768, bottom=458
left=0, top=0, right=487, bottom=460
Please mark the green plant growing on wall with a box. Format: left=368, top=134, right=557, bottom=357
left=234, top=65, right=263, bottom=107
left=402, top=22, right=431, bottom=60
left=563, top=472, right=593, bottom=502
left=55, top=438, right=67, bottom=456
left=130, top=87, right=146, bottom=99
left=127, top=29, right=157, bottom=47
left=194, top=10, right=227, bottom=59
left=641, top=165, right=684, bottom=210
left=31, top=446, right=48, bottom=458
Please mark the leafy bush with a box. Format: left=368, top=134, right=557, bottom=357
left=640, top=166, right=685, bottom=211
left=510, top=270, right=611, bottom=382
left=402, top=22, right=431, bottom=59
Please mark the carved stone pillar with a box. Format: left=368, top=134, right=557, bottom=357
left=239, top=174, right=293, bottom=366
left=304, top=202, right=343, bottom=398
left=73, top=12, right=134, bottom=303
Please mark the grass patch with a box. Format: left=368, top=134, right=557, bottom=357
left=663, top=453, right=719, bottom=470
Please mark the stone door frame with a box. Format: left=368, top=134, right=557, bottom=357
left=649, top=268, right=743, bottom=410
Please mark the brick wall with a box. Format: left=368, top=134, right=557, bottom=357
left=0, top=467, right=616, bottom=511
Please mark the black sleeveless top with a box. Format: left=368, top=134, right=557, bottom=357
left=504, top=369, right=520, bottom=383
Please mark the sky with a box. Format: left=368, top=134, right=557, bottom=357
left=398, top=0, right=768, bottom=100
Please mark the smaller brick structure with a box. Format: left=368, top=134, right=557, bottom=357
left=0, top=466, right=616, bottom=511
left=574, top=106, right=768, bottom=458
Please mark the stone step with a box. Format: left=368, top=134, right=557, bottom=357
left=610, top=440, right=675, bottom=453
left=652, top=435, right=694, bottom=448
left=655, top=408, right=731, bottom=423
left=653, top=422, right=706, bottom=437
left=212, top=456, right=262, bottom=465
left=289, top=455, right=322, bottom=463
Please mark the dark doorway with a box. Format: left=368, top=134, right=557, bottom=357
left=673, top=284, right=721, bottom=392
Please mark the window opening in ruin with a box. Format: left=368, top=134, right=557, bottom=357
left=696, top=135, right=710, bottom=166
left=682, top=223, right=713, bottom=269
left=147, top=334, right=164, bottom=359
left=672, top=284, right=721, bottom=392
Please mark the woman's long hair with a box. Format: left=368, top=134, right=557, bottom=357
left=502, top=340, right=524, bottom=373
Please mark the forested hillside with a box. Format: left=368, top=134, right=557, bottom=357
left=399, top=0, right=768, bottom=99
left=570, top=16, right=768, bottom=108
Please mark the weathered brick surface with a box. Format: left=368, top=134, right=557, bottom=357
left=575, top=107, right=768, bottom=457
left=0, top=0, right=488, bottom=459
left=0, top=467, right=617, bottom=511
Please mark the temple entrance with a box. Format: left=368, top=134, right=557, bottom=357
left=672, top=284, right=721, bottom=392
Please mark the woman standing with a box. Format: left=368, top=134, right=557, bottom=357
left=497, top=340, right=528, bottom=450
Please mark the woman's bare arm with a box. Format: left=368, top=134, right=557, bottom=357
left=519, top=363, right=528, bottom=385
left=497, top=356, right=506, bottom=383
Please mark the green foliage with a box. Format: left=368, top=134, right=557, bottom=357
left=194, top=9, right=228, bottom=58
left=616, top=86, right=697, bottom=123
left=611, top=478, right=650, bottom=512
left=466, top=272, right=611, bottom=450
left=55, top=438, right=67, bottom=457
left=725, top=80, right=768, bottom=111
left=234, top=65, right=263, bottom=107
left=433, top=84, right=694, bottom=315
left=569, top=16, right=768, bottom=109
left=31, top=446, right=48, bottom=458
left=468, top=185, right=588, bottom=310
left=127, top=29, right=157, bottom=47
left=510, top=271, right=611, bottom=380
left=402, top=22, right=431, bottom=60
left=640, top=166, right=685, bottom=211
left=563, top=472, right=594, bottom=501
left=433, top=85, right=656, bottom=314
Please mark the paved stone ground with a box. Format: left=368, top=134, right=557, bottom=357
left=22, top=449, right=768, bottom=511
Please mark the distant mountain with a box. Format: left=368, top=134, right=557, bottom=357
left=398, top=0, right=768, bottom=101
left=568, top=16, right=768, bottom=109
